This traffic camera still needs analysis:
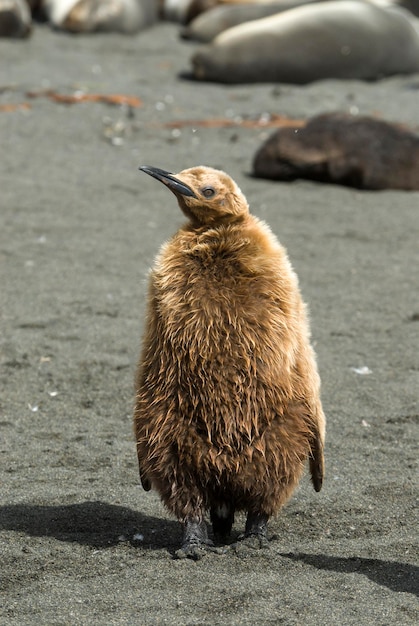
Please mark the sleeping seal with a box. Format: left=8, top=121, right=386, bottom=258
left=191, top=0, right=419, bottom=83
left=182, top=0, right=328, bottom=42
left=0, top=0, right=31, bottom=37
left=161, top=0, right=288, bottom=25
left=253, top=112, right=419, bottom=190
left=42, top=0, right=158, bottom=33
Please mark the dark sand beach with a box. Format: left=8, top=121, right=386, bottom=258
left=1, top=21, right=418, bottom=625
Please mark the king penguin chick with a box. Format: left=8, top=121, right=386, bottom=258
left=134, top=165, right=325, bottom=559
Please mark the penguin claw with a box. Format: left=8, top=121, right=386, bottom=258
left=174, top=538, right=225, bottom=560
left=174, top=542, right=209, bottom=560
left=175, top=518, right=224, bottom=559
left=230, top=532, right=271, bottom=553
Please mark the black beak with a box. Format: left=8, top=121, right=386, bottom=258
left=139, top=165, right=196, bottom=198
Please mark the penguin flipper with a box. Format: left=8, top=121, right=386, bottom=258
left=309, top=432, right=324, bottom=492
left=139, top=465, right=151, bottom=491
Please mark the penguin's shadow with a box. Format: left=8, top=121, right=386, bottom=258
left=0, top=500, right=181, bottom=550
left=1, top=503, right=417, bottom=595
left=281, top=552, right=418, bottom=597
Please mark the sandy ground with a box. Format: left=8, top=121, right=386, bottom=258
left=0, top=21, right=418, bottom=626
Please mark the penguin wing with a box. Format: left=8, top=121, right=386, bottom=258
left=309, top=424, right=325, bottom=492
left=135, top=279, right=158, bottom=494
left=139, top=465, right=151, bottom=492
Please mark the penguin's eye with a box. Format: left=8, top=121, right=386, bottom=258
left=201, top=186, right=216, bottom=198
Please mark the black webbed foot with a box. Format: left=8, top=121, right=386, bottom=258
left=244, top=511, right=269, bottom=538
left=174, top=519, right=215, bottom=560
left=231, top=512, right=271, bottom=553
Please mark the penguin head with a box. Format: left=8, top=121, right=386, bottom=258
left=139, top=165, right=249, bottom=226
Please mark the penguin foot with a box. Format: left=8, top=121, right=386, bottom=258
left=232, top=533, right=270, bottom=551
left=230, top=511, right=271, bottom=553
left=174, top=518, right=216, bottom=560
left=245, top=511, right=269, bottom=537
left=175, top=542, right=209, bottom=560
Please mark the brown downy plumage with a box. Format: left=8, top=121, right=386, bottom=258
left=134, top=165, right=325, bottom=558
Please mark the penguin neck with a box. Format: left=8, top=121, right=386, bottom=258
left=184, top=213, right=249, bottom=234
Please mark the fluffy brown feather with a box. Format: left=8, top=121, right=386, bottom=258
left=134, top=166, right=325, bottom=555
